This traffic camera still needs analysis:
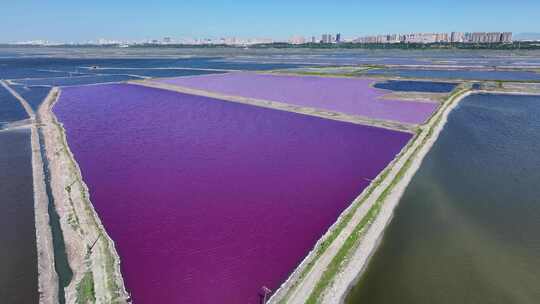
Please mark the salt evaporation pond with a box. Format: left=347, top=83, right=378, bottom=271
left=84, top=68, right=226, bottom=78
left=366, top=68, right=540, bottom=81
left=373, top=80, right=457, bottom=93
left=0, top=129, right=39, bottom=303
left=0, top=85, right=28, bottom=128
left=157, top=72, right=438, bottom=124
left=10, top=85, right=51, bottom=111
left=54, top=83, right=412, bottom=303
left=346, top=94, right=540, bottom=304
left=13, top=74, right=141, bottom=87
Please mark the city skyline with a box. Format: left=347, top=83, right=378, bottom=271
left=10, top=31, right=521, bottom=47
left=2, top=0, right=539, bottom=43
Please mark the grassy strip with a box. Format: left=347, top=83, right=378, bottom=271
left=65, top=184, right=83, bottom=233
left=102, top=238, right=123, bottom=303
left=75, top=270, right=96, bottom=304
left=305, top=87, right=469, bottom=303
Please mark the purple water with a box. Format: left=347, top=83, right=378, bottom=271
left=54, top=83, right=412, bottom=303
left=157, top=72, right=438, bottom=124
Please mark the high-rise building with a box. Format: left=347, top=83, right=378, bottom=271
left=387, top=34, right=400, bottom=43
left=501, top=32, right=513, bottom=43
left=321, top=34, right=334, bottom=43
left=336, top=33, right=341, bottom=43
left=435, top=33, right=449, bottom=42
left=451, top=32, right=465, bottom=43
left=468, top=32, right=511, bottom=43
left=354, top=31, right=511, bottom=44
left=321, top=34, right=328, bottom=43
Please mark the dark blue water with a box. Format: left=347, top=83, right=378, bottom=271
left=366, top=68, right=540, bottom=81
left=0, top=68, right=75, bottom=80
left=373, top=80, right=457, bottom=93
left=472, top=83, right=482, bottom=90
left=12, top=74, right=141, bottom=87
left=0, top=57, right=304, bottom=80
left=0, top=128, right=39, bottom=304
left=346, top=93, right=540, bottom=304
left=0, top=56, right=302, bottom=111
left=84, top=68, right=226, bottom=78
left=0, top=85, right=28, bottom=128
left=2, top=47, right=540, bottom=68
left=9, top=85, right=51, bottom=111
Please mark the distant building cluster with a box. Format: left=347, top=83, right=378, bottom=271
left=289, top=33, right=343, bottom=45
left=12, top=40, right=63, bottom=46
left=354, top=32, right=513, bottom=44
left=154, top=37, right=275, bottom=45
left=10, top=31, right=517, bottom=47
left=189, top=37, right=275, bottom=45
left=319, top=33, right=342, bottom=44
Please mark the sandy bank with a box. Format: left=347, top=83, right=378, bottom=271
left=38, top=88, right=129, bottom=303
left=266, top=87, right=472, bottom=304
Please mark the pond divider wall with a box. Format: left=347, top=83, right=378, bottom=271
left=328, top=88, right=474, bottom=304
left=0, top=80, right=59, bottom=304
left=33, top=116, right=60, bottom=304
left=133, top=79, right=416, bottom=133
left=267, top=87, right=473, bottom=304
left=38, top=88, right=129, bottom=303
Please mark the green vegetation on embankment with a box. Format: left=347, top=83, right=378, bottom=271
left=76, top=270, right=95, bottom=304
left=303, top=86, right=470, bottom=303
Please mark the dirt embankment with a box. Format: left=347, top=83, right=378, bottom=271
left=267, top=87, right=472, bottom=304
left=38, top=88, right=129, bottom=303
left=32, top=121, right=60, bottom=304
left=1, top=80, right=59, bottom=304
left=327, top=89, right=474, bottom=304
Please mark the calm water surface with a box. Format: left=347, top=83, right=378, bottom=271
left=346, top=94, right=540, bottom=304
left=159, top=73, right=438, bottom=124
left=0, top=85, right=28, bottom=128
left=0, top=129, right=39, bottom=303
left=373, top=80, right=457, bottom=93
left=367, top=68, right=540, bottom=81
left=12, top=74, right=141, bottom=87
left=9, top=85, right=51, bottom=111
left=54, top=83, right=411, bottom=304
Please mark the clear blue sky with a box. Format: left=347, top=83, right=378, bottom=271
left=2, top=0, right=538, bottom=42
